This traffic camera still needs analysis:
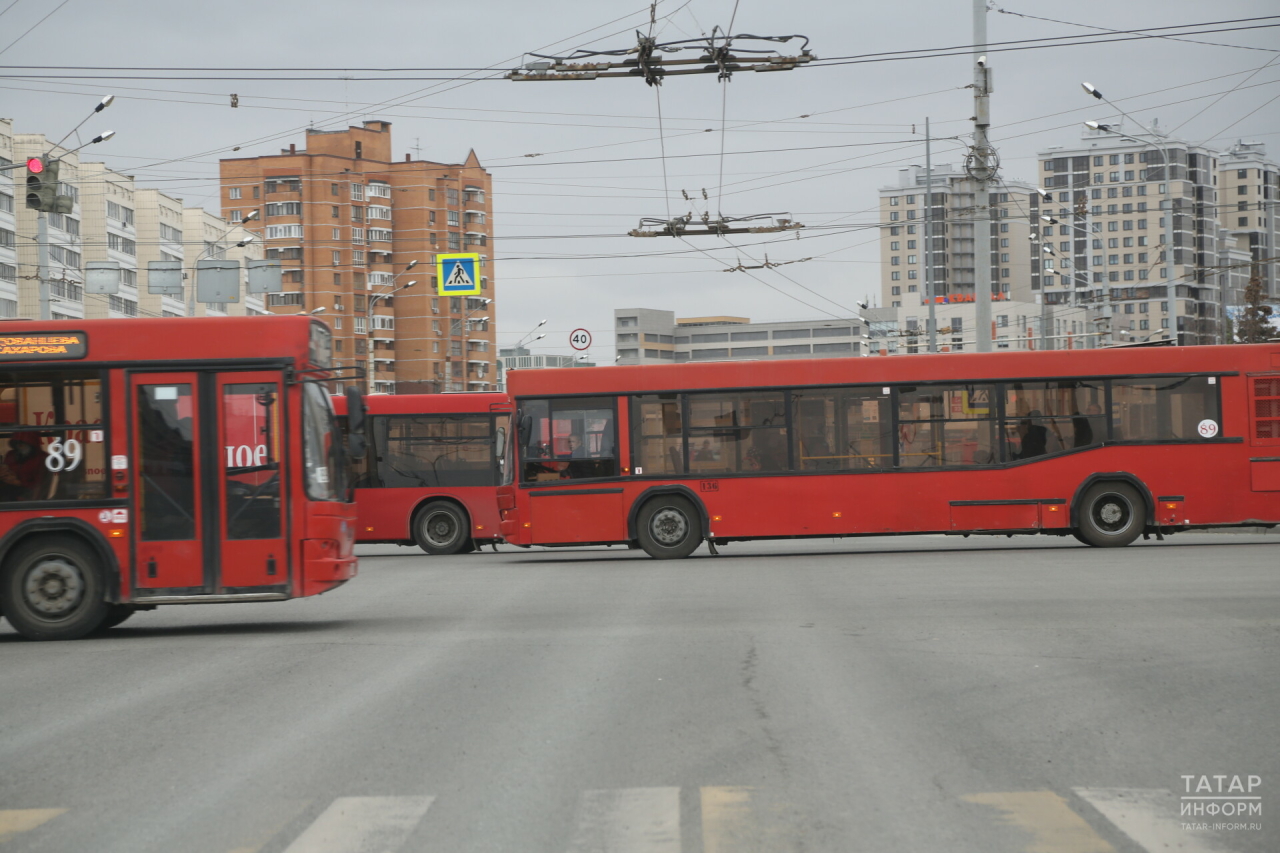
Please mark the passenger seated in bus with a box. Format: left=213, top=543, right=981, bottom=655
left=1013, top=414, right=1048, bottom=460
left=1072, top=403, right=1102, bottom=447
left=694, top=438, right=719, bottom=462
left=0, top=432, right=48, bottom=501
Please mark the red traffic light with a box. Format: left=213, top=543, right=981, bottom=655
left=26, top=157, right=43, bottom=174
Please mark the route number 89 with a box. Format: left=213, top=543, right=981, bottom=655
left=46, top=438, right=83, bottom=472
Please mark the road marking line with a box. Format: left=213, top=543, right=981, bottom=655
left=701, top=786, right=753, bottom=853
left=962, top=791, right=1115, bottom=853
left=1073, top=788, right=1238, bottom=853
left=565, top=787, right=681, bottom=852
left=0, top=809, right=67, bottom=844
left=281, top=796, right=434, bottom=853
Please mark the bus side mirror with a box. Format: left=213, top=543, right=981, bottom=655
left=495, top=426, right=507, bottom=460
left=345, top=386, right=367, bottom=434
left=517, top=414, right=532, bottom=448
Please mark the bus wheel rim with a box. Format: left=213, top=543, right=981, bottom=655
left=424, top=511, right=458, bottom=546
left=650, top=508, right=689, bottom=546
left=23, top=557, right=85, bottom=616
left=1093, top=495, right=1132, bottom=533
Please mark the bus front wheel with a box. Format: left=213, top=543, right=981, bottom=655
left=413, top=502, right=471, bottom=555
left=636, top=495, right=703, bottom=559
left=1, top=536, right=110, bottom=641
left=1076, top=482, right=1145, bottom=548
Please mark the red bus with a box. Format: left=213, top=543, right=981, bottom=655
left=336, top=392, right=509, bottom=554
left=0, top=316, right=358, bottom=640
left=499, top=344, right=1279, bottom=558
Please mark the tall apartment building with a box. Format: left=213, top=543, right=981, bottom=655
left=1037, top=127, right=1223, bottom=345
left=878, top=164, right=1037, bottom=313
left=219, top=121, right=496, bottom=394
left=0, top=120, right=18, bottom=318
left=615, top=308, right=866, bottom=364
left=1217, top=141, right=1279, bottom=299
left=14, top=133, right=83, bottom=320
left=78, top=163, right=141, bottom=319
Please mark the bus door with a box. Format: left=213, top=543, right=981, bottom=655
left=131, top=373, right=206, bottom=589
left=131, top=371, right=288, bottom=592
left=216, top=373, right=286, bottom=588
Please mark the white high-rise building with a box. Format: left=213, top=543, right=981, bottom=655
left=1037, top=125, right=1223, bottom=345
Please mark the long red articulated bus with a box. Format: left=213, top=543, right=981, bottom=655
left=498, top=343, right=1280, bottom=558
left=336, top=392, right=509, bottom=554
left=0, top=316, right=358, bottom=640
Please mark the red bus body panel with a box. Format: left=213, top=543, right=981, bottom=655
left=0, top=316, right=356, bottom=607
left=336, top=392, right=508, bottom=545
left=501, top=344, right=1280, bottom=546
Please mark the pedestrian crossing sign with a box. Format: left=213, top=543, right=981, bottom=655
left=436, top=253, right=481, bottom=296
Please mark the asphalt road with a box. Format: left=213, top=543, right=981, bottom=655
left=1, top=533, right=1277, bottom=853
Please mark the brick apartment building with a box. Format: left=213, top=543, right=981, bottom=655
left=219, top=121, right=496, bottom=393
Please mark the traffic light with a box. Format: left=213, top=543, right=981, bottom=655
left=25, top=158, right=59, bottom=212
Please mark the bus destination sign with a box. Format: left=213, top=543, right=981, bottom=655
left=0, top=333, right=88, bottom=361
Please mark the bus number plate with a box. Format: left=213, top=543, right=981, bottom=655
left=700, top=480, right=719, bottom=492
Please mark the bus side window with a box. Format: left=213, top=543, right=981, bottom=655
left=521, top=398, right=617, bottom=482
left=1111, top=376, right=1218, bottom=441
left=1004, top=380, right=1105, bottom=460
left=897, top=384, right=998, bottom=467
left=792, top=388, right=891, bottom=471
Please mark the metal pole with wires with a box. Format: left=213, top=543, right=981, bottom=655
left=925, top=118, right=937, bottom=353
left=968, top=0, right=996, bottom=352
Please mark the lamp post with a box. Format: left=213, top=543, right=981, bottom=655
left=362, top=259, right=419, bottom=393
left=1082, top=82, right=1180, bottom=343
left=366, top=278, right=416, bottom=393
left=189, top=212, right=257, bottom=316
left=460, top=297, right=492, bottom=391
left=512, top=319, right=548, bottom=351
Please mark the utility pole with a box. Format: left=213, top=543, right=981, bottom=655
left=925, top=118, right=937, bottom=353
left=36, top=211, right=51, bottom=320
left=968, top=0, right=996, bottom=352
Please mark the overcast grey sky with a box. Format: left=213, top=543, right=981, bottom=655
left=3, top=0, right=1277, bottom=359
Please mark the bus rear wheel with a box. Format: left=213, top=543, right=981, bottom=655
left=413, top=502, right=471, bottom=555
left=1, top=536, right=110, bottom=641
left=1076, top=482, right=1145, bottom=548
left=636, top=495, right=703, bottom=559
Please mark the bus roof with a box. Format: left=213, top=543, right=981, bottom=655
left=334, top=391, right=509, bottom=416
left=507, top=343, right=1279, bottom=397
left=0, top=316, right=326, bottom=368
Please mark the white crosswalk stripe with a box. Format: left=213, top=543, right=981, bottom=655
left=564, top=787, right=682, bottom=853
left=280, top=795, right=435, bottom=853
left=1073, top=788, right=1243, bottom=853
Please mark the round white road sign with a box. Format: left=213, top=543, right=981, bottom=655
left=570, top=328, right=592, bottom=351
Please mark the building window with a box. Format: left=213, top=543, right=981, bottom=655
left=229, top=187, right=241, bottom=200
left=891, top=271, right=901, bottom=281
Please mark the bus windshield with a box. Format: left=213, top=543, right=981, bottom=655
left=303, top=382, right=346, bottom=501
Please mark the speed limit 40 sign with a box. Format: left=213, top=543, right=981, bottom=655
left=570, top=328, right=592, bottom=351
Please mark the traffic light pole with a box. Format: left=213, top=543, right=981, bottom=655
left=36, top=211, right=51, bottom=321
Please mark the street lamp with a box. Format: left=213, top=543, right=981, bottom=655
left=360, top=259, right=421, bottom=393
left=1081, top=81, right=1180, bottom=343
left=459, top=298, right=493, bottom=391
left=188, top=210, right=260, bottom=316
left=513, top=318, right=547, bottom=351
left=366, top=279, right=416, bottom=393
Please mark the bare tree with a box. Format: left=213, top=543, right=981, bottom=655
left=1236, top=271, right=1273, bottom=344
